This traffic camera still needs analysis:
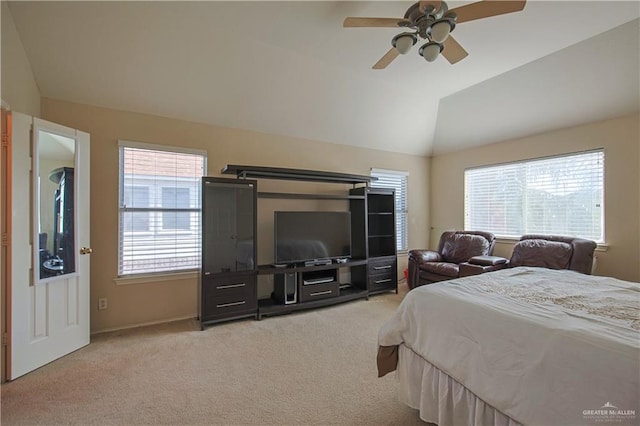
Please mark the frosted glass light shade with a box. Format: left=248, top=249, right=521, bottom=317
left=421, top=42, right=441, bottom=62
left=393, top=34, right=416, bottom=55
left=395, top=36, right=413, bottom=54
left=430, top=20, right=452, bottom=43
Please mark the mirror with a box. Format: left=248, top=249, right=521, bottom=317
left=34, top=129, right=77, bottom=283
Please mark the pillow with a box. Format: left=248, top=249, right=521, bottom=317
left=509, top=239, right=572, bottom=270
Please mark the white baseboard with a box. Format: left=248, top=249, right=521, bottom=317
left=90, top=314, right=197, bottom=335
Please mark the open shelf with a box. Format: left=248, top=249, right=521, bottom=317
left=258, top=259, right=368, bottom=275
left=257, top=286, right=368, bottom=319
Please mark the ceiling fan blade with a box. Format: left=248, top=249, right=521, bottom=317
left=442, top=35, right=468, bottom=64
left=343, top=17, right=408, bottom=28
left=450, top=0, right=526, bottom=24
left=419, top=1, right=442, bottom=13
left=373, top=48, right=400, bottom=69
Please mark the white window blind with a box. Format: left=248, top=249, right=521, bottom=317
left=118, top=141, right=206, bottom=276
left=464, top=150, right=604, bottom=242
left=371, top=168, right=409, bottom=251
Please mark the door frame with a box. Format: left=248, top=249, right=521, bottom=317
left=1, top=104, right=12, bottom=384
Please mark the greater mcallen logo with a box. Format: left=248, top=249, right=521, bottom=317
left=583, top=402, right=636, bottom=423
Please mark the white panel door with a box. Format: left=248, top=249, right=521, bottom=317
left=9, top=113, right=90, bottom=380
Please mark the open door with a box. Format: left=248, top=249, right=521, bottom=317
left=8, top=113, right=90, bottom=380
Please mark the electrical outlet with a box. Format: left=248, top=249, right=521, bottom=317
left=98, top=298, right=108, bottom=310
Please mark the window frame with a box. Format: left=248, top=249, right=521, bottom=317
left=117, top=140, right=207, bottom=279
left=464, top=149, right=605, bottom=243
left=370, top=168, right=409, bottom=252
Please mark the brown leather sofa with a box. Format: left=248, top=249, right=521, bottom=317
left=460, top=234, right=597, bottom=277
left=408, top=231, right=496, bottom=289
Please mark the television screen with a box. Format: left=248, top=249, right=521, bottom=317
left=274, top=211, right=351, bottom=265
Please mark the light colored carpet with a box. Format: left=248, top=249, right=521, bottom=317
left=1, top=286, right=425, bottom=425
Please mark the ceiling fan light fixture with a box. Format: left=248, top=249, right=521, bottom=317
left=392, top=32, right=417, bottom=55
left=419, top=41, right=443, bottom=62
left=429, top=19, right=454, bottom=43
left=345, top=0, right=527, bottom=69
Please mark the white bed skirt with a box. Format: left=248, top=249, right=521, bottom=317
left=397, top=344, right=521, bottom=426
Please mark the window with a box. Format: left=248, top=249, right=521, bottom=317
left=162, top=187, right=191, bottom=230
left=464, top=150, right=604, bottom=242
left=123, top=186, right=150, bottom=232
left=118, top=141, right=206, bottom=276
left=371, top=168, right=409, bottom=251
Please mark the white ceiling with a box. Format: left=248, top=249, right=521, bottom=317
left=7, top=1, right=640, bottom=156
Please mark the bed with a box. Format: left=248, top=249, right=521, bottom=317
left=377, top=267, right=639, bottom=425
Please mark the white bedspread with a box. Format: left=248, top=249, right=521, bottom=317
left=379, top=267, right=640, bottom=425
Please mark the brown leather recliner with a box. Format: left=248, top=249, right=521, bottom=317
left=408, top=231, right=496, bottom=289
left=460, top=234, right=597, bottom=277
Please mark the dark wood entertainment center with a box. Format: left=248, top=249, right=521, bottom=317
left=198, top=165, right=397, bottom=329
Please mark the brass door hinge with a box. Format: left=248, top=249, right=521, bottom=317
left=2, top=332, right=7, bottom=347
left=1, top=232, right=8, bottom=246
left=1, top=124, right=8, bottom=145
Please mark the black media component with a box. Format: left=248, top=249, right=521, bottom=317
left=274, top=272, right=297, bottom=304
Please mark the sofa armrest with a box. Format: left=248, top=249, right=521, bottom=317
left=408, top=250, right=442, bottom=263
left=459, top=260, right=509, bottom=277
left=468, top=255, right=509, bottom=266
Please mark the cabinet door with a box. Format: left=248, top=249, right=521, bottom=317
left=202, top=179, right=256, bottom=274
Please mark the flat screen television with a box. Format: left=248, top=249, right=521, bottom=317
left=274, top=211, right=351, bottom=265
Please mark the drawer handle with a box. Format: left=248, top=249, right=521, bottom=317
left=204, top=272, right=211, bottom=276
left=375, top=278, right=392, bottom=284
left=216, top=301, right=246, bottom=308
left=373, top=265, right=392, bottom=270
left=216, top=283, right=246, bottom=290
left=309, top=290, right=333, bottom=297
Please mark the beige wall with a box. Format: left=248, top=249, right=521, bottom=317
left=41, top=98, right=430, bottom=332
left=0, top=2, right=40, bottom=116
left=430, top=114, right=640, bottom=282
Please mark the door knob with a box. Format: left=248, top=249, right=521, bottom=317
left=80, top=247, right=93, bottom=255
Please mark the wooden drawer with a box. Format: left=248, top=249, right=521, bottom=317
left=204, top=274, right=256, bottom=299
left=201, top=274, right=257, bottom=321
left=299, top=281, right=339, bottom=303
left=368, top=256, right=396, bottom=275
left=367, top=256, right=397, bottom=293
left=369, top=273, right=395, bottom=292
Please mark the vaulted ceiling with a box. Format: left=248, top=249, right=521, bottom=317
left=7, top=1, right=640, bottom=156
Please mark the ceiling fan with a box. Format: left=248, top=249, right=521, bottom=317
left=343, top=0, right=527, bottom=69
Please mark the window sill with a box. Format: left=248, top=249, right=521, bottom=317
left=114, top=270, right=198, bottom=285
left=495, top=237, right=608, bottom=252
